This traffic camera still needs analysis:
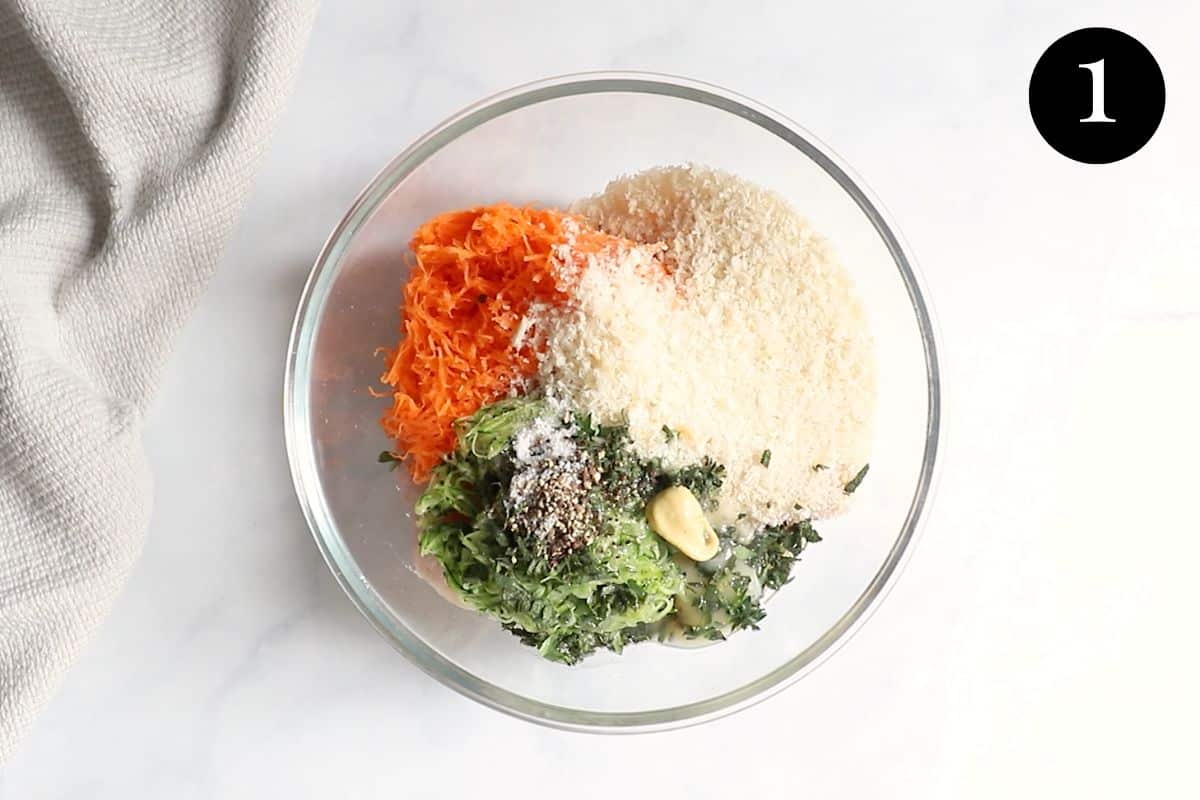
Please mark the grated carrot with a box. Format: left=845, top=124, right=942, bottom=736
left=378, top=204, right=641, bottom=482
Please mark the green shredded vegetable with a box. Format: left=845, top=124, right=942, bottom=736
left=416, top=399, right=685, bottom=664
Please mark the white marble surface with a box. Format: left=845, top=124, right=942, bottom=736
left=5, top=1, right=1200, bottom=796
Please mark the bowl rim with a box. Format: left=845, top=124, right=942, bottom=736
left=284, top=69, right=944, bottom=733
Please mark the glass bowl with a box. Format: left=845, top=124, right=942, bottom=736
left=284, top=72, right=941, bottom=732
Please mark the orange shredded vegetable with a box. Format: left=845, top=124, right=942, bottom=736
left=378, top=204, right=641, bottom=482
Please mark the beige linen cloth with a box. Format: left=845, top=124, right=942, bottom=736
left=0, top=0, right=316, bottom=760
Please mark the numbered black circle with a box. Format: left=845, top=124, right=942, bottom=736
left=1029, top=27, right=1164, bottom=164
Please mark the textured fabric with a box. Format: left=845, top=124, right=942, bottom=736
left=0, top=0, right=316, bottom=761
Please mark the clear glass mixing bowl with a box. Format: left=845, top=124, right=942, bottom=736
left=284, top=72, right=941, bottom=732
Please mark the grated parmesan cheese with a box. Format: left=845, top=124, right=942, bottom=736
left=536, top=165, right=876, bottom=528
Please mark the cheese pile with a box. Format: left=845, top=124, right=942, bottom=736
left=535, top=165, right=876, bottom=528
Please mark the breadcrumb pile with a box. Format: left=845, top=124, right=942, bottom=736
left=536, top=165, right=876, bottom=526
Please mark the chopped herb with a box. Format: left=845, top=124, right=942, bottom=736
left=571, top=414, right=726, bottom=512
left=683, top=624, right=727, bottom=642
left=662, top=424, right=677, bottom=443
left=573, top=413, right=659, bottom=511
left=746, top=519, right=823, bottom=590
left=377, top=450, right=402, bottom=470
left=760, top=449, right=772, bottom=467
left=720, top=572, right=767, bottom=630
left=844, top=464, right=869, bottom=494
left=671, top=457, right=726, bottom=508
left=680, top=566, right=766, bottom=639
left=812, top=463, right=829, bottom=472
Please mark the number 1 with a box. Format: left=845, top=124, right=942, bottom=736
left=1079, top=59, right=1116, bottom=123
